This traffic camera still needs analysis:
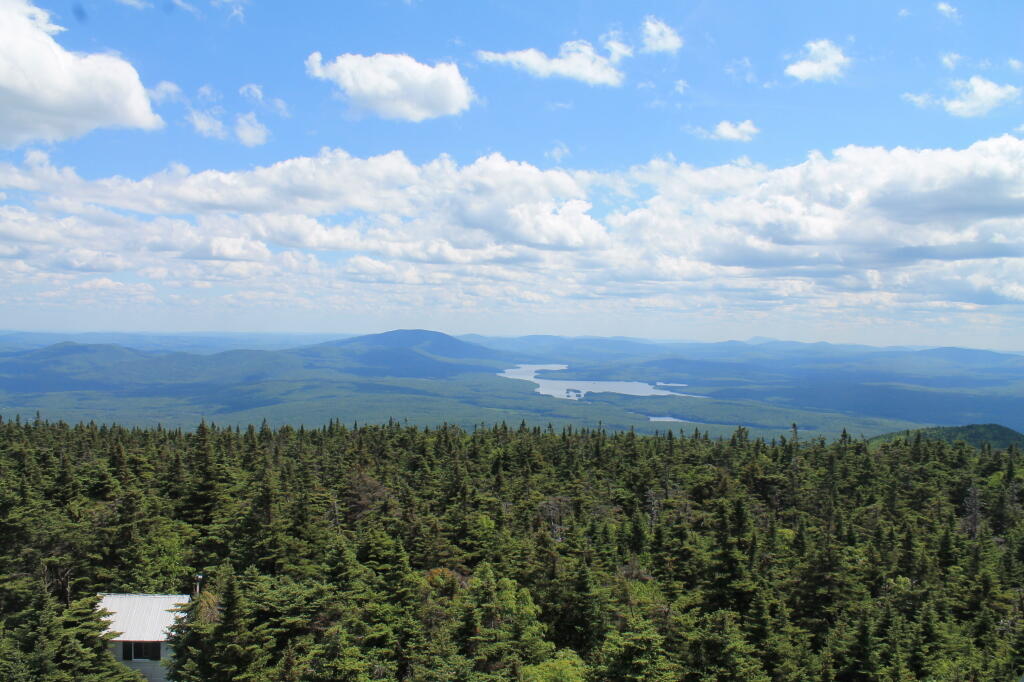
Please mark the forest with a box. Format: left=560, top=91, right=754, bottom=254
left=2, top=415, right=1024, bottom=680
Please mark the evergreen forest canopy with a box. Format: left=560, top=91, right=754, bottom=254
left=3, top=416, right=1024, bottom=680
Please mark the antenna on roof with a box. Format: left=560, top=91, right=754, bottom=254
left=193, top=573, right=204, bottom=597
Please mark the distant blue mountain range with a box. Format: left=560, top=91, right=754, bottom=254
left=1, top=329, right=1021, bottom=437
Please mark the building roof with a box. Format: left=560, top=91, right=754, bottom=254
left=97, top=593, right=190, bottom=642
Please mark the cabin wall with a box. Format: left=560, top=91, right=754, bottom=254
left=109, top=642, right=171, bottom=682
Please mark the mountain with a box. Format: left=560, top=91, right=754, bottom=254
left=323, top=329, right=510, bottom=360
left=0, top=330, right=534, bottom=428
left=868, top=424, right=1024, bottom=450
left=288, top=329, right=516, bottom=379
left=0, top=330, right=512, bottom=389
left=1, top=330, right=1022, bottom=438
left=0, top=330, right=346, bottom=354
left=460, top=334, right=681, bottom=362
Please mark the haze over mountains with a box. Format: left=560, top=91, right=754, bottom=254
left=2, top=329, right=1022, bottom=438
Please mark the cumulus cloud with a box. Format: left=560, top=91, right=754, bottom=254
left=936, top=2, right=959, bottom=20
left=3, top=136, right=1024, bottom=332
left=902, top=92, right=933, bottom=109
left=693, top=120, right=760, bottom=142
left=306, top=52, right=474, bottom=121
left=239, top=83, right=263, bottom=101
left=784, top=40, right=850, bottom=82
left=240, top=83, right=289, bottom=117
left=187, top=109, right=227, bottom=138
left=186, top=236, right=271, bottom=261
left=235, top=112, right=268, bottom=146
left=197, top=85, right=219, bottom=101
left=477, top=38, right=628, bottom=86
left=546, top=142, right=570, bottom=163
left=940, top=52, right=961, bottom=70
left=942, top=76, right=1020, bottom=117
left=54, top=249, right=129, bottom=272
left=148, top=81, right=183, bottom=103
left=602, top=32, right=633, bottom=64
left=641, top=16, right=682, bottom=54
left=0, top=0, right=163, bottom=148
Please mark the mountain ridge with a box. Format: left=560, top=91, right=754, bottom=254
left=1, top=329, right=1022, bottom=436
left=868, top=423, right=1024, bottom=450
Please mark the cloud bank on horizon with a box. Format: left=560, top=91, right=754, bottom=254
left=0, top=0, right=1022, bottom=348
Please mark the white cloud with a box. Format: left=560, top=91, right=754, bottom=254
left=148, top=81, right=183, bottom=104
left=114, top=0, right=150, bottom=8
left=55, top=249, right=129, bottom=272
left=197, top=85, right=219, bottom=101
left=1009, top=58, right=1023, bottom=71
left=240, top=83, right=289, bottom=117
left=942, top=76, right=1020, bottom=117
left=4, top=136, right=1024, bottom=332
left=235, top=112, right=268, bottom=147
left=477, top=39, right=627, bottom=86
left=212, top=0, right=246, bottom=21
left=602, top=32, right=633, bottom=64
left=546, top=142, right=570, bottom=163
left=726, top=57, right=757, bottom=84
left=0, top=0, right=162, bottom=148
left=902, top=92, right=933, bottom=108
left=271, top=99, right=290, bottom=117
left=674, top=80, right=688, bottom=94
left=306, top=52, right=474, bottom=122
left=641, top=16, right=682, bottom=54
left=784, top=40, right=851, bottom=82
left=187, top=236, right=271, bottom=261
left=171, top=0, right=201, bottom=16
left=239, top=83, right=263, bottom=101
left=187, top=109, right=227, bottom=138
left=936, top=2, right=959, bottom=20
left=940, top=52, right=962, bottom=70
left=694, top=120, right=760, bottom=142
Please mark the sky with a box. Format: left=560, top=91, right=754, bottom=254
left=1, top=0, right=1023, bottom=348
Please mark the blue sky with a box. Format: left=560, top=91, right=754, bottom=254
left=1, top=0, right=1023, bottom=348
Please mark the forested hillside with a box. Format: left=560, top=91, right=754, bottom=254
left=6, top=330, right=1024, bottom=437
left=869, top=424, right=1024, bottom=451
left=2, top=416, right=1024, bottom=680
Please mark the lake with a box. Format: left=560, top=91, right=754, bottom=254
left=499, top=364, right=705, bottom=401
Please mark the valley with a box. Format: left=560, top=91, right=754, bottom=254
left=2, top=329, right=1021, bottom=439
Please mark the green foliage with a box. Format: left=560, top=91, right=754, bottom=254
left=869, top=423, right=1024, bottom=450
left=3, top=416, right=1024, bottom=679
left=521, top=649, right=588, bottom=681
left=0, top=588, right=139, bottom=681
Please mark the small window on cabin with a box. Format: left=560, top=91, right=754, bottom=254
left=122, top=642, right=161, bottom=661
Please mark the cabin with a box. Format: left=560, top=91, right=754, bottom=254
left=98, top=593, right=189, bottom=682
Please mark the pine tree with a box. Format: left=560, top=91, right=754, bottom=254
left=590, top=613, right=677, bottom=682
left=459, top=563, right=555, bottom=677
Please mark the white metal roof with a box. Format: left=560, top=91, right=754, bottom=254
left=97, top=593, right=190, bottom=642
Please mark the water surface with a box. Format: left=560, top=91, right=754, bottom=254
left=499, top=364, right=705, bottom=401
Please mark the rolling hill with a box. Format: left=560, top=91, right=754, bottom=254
left=1, top=329, right=1022, bottom=438
left=868, top=424, right=1024, bottom=450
